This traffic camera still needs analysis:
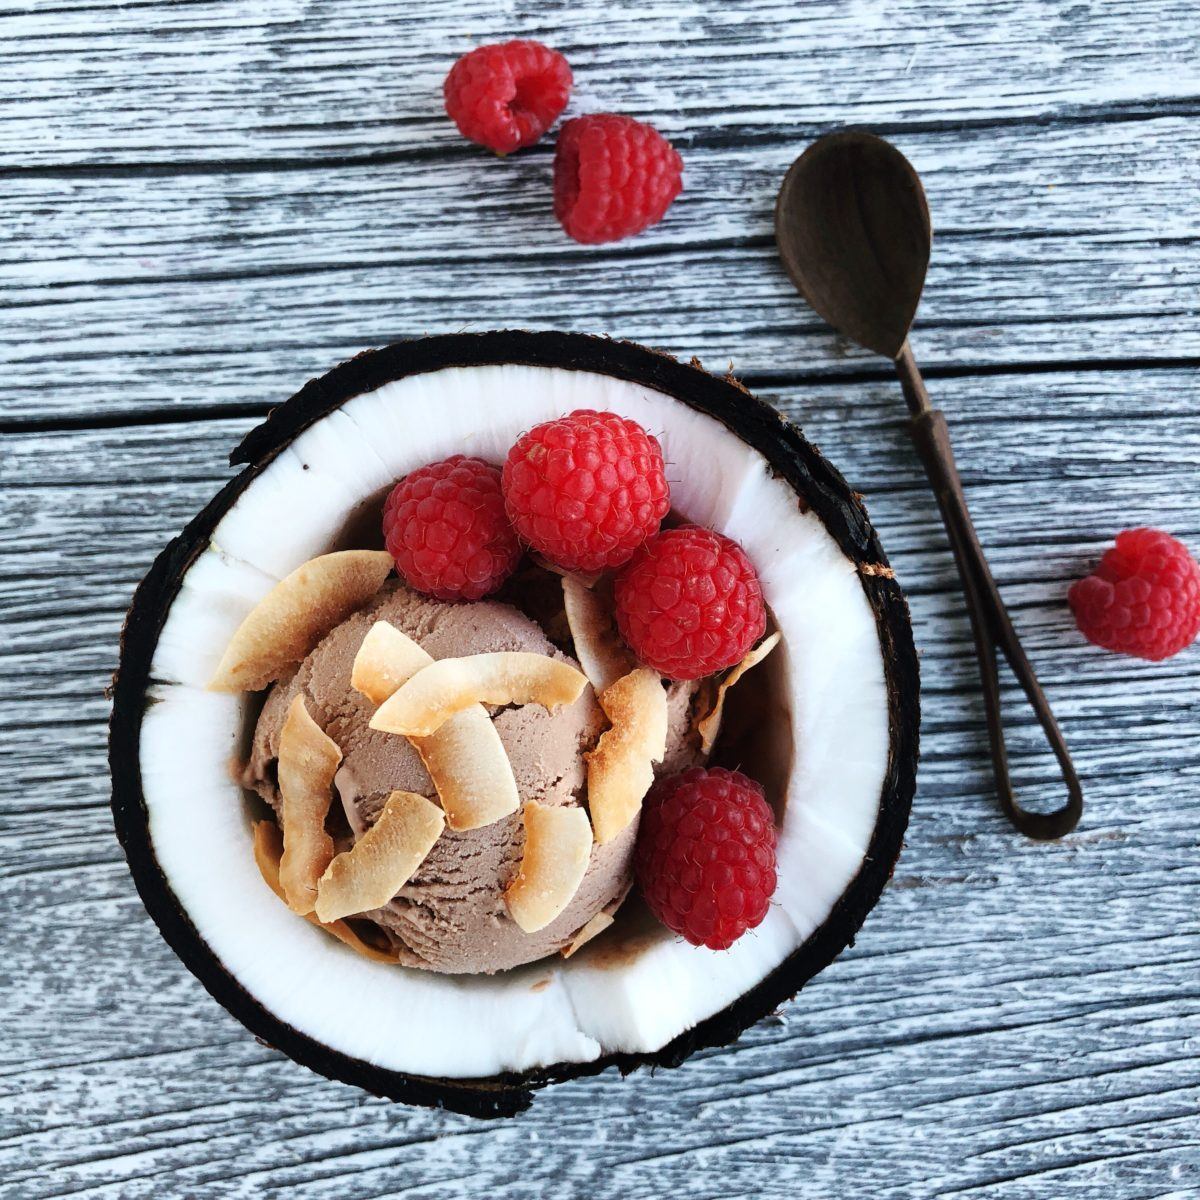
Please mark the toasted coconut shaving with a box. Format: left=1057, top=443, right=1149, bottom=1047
left=370, top=652, right=587, bottom=738
left=412, top=707, right=520, bottom=831
left=277, top=695, right=342, bottom=915
left=696, top=631, right=783, bottom=754
left=504, top=801, right=593, bottom=933
left=315, top=791, right=445, bottom=923
left=210, top=550, right=393, bottom=692
left=562, top=577, right=635, bottom=694
left=353, top=622, right=519, bottom=830
left=561, top=911, right=615, bottom=959
left=252, top=821, right=398, bottom=963
left=351, top=620, right=431, bottom=704
left=586, top=668, right=669, bottom=845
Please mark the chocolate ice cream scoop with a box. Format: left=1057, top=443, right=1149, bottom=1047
left=244, top=580, right=706, bottom=973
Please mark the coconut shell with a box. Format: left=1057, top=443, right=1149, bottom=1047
left=109, top=331, right=919, bottom=1119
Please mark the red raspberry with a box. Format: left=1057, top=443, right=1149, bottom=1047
left=553, top=114, right=683, bottom=243
left=443, top=41, right=572, bottom=154
left=502, top=409, right=670, bottom=573
left=1068, top=528, right=1200, bottom=661
left=613, top=526, right=766, bottom=680
left=636, top=767, right=777, bottom=951
left=382, top=456, right=521, bottom=601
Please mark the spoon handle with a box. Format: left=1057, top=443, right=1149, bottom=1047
left=895, top=345, right=1084, bottom=839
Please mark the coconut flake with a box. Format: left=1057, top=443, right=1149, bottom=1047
left=696, top=631, right=783, bottom=754
left=252, top=820, right=399, bottom=964
left=209, top=550, right=393, bottom=692
left=369, top=652, right=587, bottom=738
left=352, top=622, right=520, bottom=831
left=316, top=791, right=446, bottom=922
left=562, top=577, right=635, bottom=694
left=277, top=695, right=342, bottom=915
left=504, top=800, right=593, bottom=933
left=561, top=911, right=615, bottom=959
left=411, top=707, right=520, bottom=832
left=351, top=620, right=432, bottom=705
left=586, top=668, right=669, bottom=845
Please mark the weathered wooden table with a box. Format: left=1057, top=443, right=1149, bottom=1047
left=3, top=2, right=1199, bottom=1196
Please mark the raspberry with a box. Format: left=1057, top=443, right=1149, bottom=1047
left=443, top=41, right=572, bottom=154
left=502, top=409, right=670, bottom=573
left=382, top=456, right=521, bottom=601
left=1068, top=528, right=1200, bottom=661
left=553, top=114, right=683, bottom=243
left=613, top=526, right=766, bottom=680
left=635, top=767, right=777, bottom=951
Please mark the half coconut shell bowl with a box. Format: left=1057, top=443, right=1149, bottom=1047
left=109, top=330, right=919, bottom=1117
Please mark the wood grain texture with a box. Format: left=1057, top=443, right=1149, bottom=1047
left=5, top=116, right=1200, bottom=423
left=3, top=0, right=1199, bottom=167
left=3, top=0, right=1200, bottom=1195
left=3, top=371, right=1199, bottom=1196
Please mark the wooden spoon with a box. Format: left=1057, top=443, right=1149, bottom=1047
left=775, top=130, right=1083, bottom=840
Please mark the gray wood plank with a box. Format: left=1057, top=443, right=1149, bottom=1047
left=5, top=0, right=1200, bottom=1194
left=4, top=0, right=1199, bottom=169
left=2, top=368, right=1198, bottom=1196
left=4, top=116, right=1200, bottom=422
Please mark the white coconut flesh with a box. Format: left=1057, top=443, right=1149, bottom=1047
left=141, top=364, right=890, bottom=1080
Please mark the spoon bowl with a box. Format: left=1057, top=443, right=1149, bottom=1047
left=775, top=131, right=931, bottom=360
